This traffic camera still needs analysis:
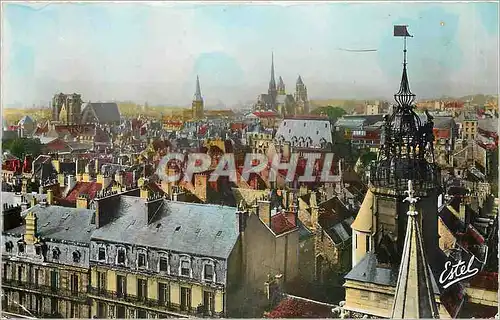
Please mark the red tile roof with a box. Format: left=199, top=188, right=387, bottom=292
left=253, top=111, right=279, bottom=118
left=265, top=297, right=332, bottom=318
left=469, top=271, right=498, bottom=291
left=271, top=212, right=297, bottom=235
left=65, top=181, right=103, bottom=202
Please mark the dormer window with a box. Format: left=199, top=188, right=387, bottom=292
left=52, top=248, right=61, bottom=260
left=204, top=264, right=214, bottom=282
left=159, top=257, right=169, bottom=273
left=179, top=257, right=191, bottom=277
left=117, top=248, right=126, bottom=265
left=98, top=247, right=106, bottom=261
left=18, top=242, right=25, bottom=253
left=73, top=251, right=81, bottom=263
left=5, top=241, right=13, bottom=252
left=137, top=252, right=146, bottom=268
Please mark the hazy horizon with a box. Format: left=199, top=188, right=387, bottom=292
left=3, top=2, right=499, bottom=108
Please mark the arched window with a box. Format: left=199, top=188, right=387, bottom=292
left=52, top=247, right=61, bottom=260
left=17, top=241, right=25, bottom=254
left=116, top=247, right=127, bottom=266
left=5, top=241, right=13, bottom=253
left=73, top=251, right=81, bottom=263
left=157, top=252, right=170, bottom=274
left=136, top=248, right=148, bottom=269
left=202, top=260, right=216, bottom=283
left=178, top=255, right=192, bottom=278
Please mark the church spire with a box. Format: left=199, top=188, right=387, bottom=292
left=277, top=76, right=285, bottom=95
left=194, top=75, right=203, bottom=101
left=268, top=52, right=277, bottom=97
left=391, top=180, right=440, bottom=319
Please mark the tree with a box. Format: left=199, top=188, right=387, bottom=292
left=312, top=105, right=346, bottom=122
left=4, top=138, right=42, bottom=160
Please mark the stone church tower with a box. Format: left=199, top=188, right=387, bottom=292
left=52, top=93, right=82, bottom=124
left=192, top=75, right=204, bottom=120
left=294, top=75, right=309, bottom=115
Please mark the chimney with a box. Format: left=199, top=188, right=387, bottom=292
left=46, top=189, right=54, bottom=205
left=24, top=211, right=38, bottom=245
left=257, top=198, right=271, bottom=227
left=57, top=173, right=65, bottom=187
left=21, top=178, right=28, bottom=194
left=77, top=195, right=88, bottom=209
left=83, top=164, right=91, bottom=182
left=236, top=208, right=248, bottom=233
left=310, top=191, right=319, bottom=230
left=145, top=195, right=163, bottom=225
left=95, top=158, right=100, bottom=174
left=459, top=198, right=467, bottom=227
left=30, top=196, right=37, bottom=208
left=115, top=171, right=124, bottom=187
left=20, top=196, right=29, bottom=211
left=194, top=173, right=208, bottom=202
left=67, top=175, right=77, bottom=191
left=140, top=186, right=150, bottom=200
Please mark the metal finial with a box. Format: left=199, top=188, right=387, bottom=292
left=403, top=180, right=419, bottom=215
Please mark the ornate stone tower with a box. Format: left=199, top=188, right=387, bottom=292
left=277, top=76, right=286, bottom=95
left=51, top=93, right=82, bottom=124
left=192, top=75, right=204, bottom=120
left=294, top=75, right=309, bottom=115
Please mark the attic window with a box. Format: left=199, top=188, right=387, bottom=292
left=52, top=248, right=61, bottom=260
left=156, top=223, right=162, bottom=229
left=304, top=123, right=306, bottom=127
left=117, top=248, right=126, bottom=265
left=5, top=241, right=13, bottom=253
left=18, top=242, right=25, bottom=253
left=98, top=247, right=106, bottom=261
left=73, top=251, right=81, bottom=263
left=216, top=231, right=222, bottom=237
left=195, top=229, right=201, bottom=234
left=325, top=123, right=328, bottom=128
left=175, top=226, right=181, bottom=232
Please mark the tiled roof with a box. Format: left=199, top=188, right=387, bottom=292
left=265, top=296, right=332, bottom=318
left=271, top=212, right=297, bottom=235
left=65, top=181, right=103, bottom=202
left=82, top=102, right=121, bottom=123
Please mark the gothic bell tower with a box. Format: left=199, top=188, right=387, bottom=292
left=192, top=75, right=204, bottom=120
left=368, top=31, right=441, bottom=266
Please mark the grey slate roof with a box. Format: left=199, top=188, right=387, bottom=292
left=345, top=252, right=440, bottom=294
left=276, top=118, right=332, bottom=147
left=82, top=102, right=121, bottom=124
left=4, top=204, right=96, bottom=244
left=91, top=196, right=239, bottom=259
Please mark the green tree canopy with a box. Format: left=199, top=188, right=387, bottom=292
left=3, top=137, right=42, bottom=160
left=312, top=105, right=346, bottom=122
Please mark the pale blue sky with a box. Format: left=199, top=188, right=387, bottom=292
left=2, top=1, right=498, bottom=107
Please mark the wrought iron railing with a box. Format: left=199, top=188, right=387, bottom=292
left=87, top=287, right=220, bottom=317
left=2, top=278, right=88, bottom=302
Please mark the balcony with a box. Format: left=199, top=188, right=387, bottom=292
left=87, top=287, right=221, bottom=317
left=3, top=304, right=64, bottom=318
left=2, top=278, right=88, bottom=302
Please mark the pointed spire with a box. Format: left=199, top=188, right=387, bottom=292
left=194, top=75, right=203, bottom=101
left=391, top=180, right=440, bottom=319
left=296, top=75, right=304, bottom=85
left=394, top=36, right=416, bottom=107
left=268, top=52, right=276, bottom=93
left=277, top=76, right=285, bottom=94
